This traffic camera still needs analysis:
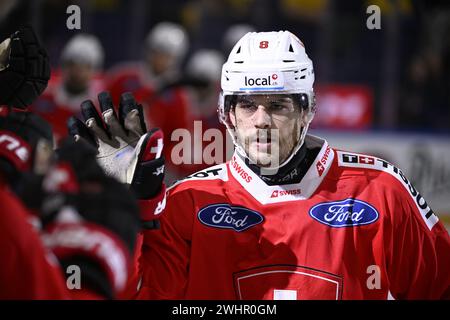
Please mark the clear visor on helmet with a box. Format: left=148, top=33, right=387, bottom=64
left=220, top=91, right=314, bottom=128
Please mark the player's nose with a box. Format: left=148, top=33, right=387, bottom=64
left=252, top=105, right=271, bottom=129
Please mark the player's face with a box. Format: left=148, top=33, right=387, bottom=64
left=63, top=61, right=94, bottom=94
left=230, top=94, right=302, bottom=167
left=147, top=49, right=175, bottom=75
left=33, top=138, right=53, bottom=175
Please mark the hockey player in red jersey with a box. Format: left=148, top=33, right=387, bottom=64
left=30, top=34, right=105, bottom=141
left=107, top=22, right=188, bottom=105
left=75, top=30, right=450, bottom=300
left=179, top=49, right=228, bottom=174
left=0, top=108, right=142, bottom=299
left=106, top=22, right=192, bottom=181
left=0, top=109, right=69, bottom=299
left=0, top=26, right=66, bottom=298
left=0, top=27, right=143, bottom=299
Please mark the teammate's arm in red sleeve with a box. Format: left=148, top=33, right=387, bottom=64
left=0, top=194, right=106, bottom=300
left=386, top=174, right=450, bottom=299
left=135, top=189, right=193, bottom=299
left=0, top=186, right=70, bottom=299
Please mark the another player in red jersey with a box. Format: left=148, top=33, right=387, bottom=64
left=0, top=110, right=69, bottom=299
left=30, top=34, right=105, bottom=141
left=139, top=30, right=450, bottom=300
left=76, top=30, right=450, bottom=300
left=106, top=22, right=192, bottom=181
left=0, top=27, right=141, bottom=300
left=107, top=22, right=188, bottom=104
left=179, top=49, right=228, bottom=174
left=0, top=108, right=143, bottom=300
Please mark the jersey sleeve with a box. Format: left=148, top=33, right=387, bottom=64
left=134, top=187, right=194, bottom=299
left=384, top=170, right=450, bottom=299
left=0, top=187, right=70, bottom=299
left=0, top=185, right=120, bottom=300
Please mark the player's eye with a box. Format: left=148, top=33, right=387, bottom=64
left=269, top=100, right=294, bottom=113
left=269, top=102, right=287, bottom=110
left=237, top=99, right=257, bottom=111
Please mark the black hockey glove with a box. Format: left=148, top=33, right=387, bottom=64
left=0, top=26, right=50, bottom=108
left=40, top=138, right=141, bottom=299
left=68, top=91, right=166, bottom=229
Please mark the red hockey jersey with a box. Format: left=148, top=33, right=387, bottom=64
left=29, top=72, right=105, bottom=142
left=0, top=177, right=69, bottom=299
left=0, top=176, right=104, bottom=300
left=136, top=135, right=450, bottom=300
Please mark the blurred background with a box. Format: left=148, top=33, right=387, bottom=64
left=1, top=0, right=449, bottom=228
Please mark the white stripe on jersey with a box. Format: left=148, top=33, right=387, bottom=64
left=337, top=150, right=439, bottom=230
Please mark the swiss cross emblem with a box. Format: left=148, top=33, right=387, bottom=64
left=149, top=138, right=163, bottom=159
left=316, top=161, right=325, bottom=176
left=358, top=156, right=374, bottom=165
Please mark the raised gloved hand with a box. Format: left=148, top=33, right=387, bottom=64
left=0, top=25, right=50, bottom=108
left=40, top=138, right=141, bottom=299
left=68, top=91, right=166, bottom=229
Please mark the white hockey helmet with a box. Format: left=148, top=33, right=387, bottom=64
left=186, top=49, right=224, bottom=83
left=145, top=22, right=188, bottom=62
left=218, top=30, right=316, bottom=167
left=61, top=34, right=104, bottom=69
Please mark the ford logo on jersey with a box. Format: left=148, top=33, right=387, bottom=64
left=309, top=198, right=379, bottom=228
left=198, top=204, right=264, bottom=232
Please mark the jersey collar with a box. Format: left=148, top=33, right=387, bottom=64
left=228, top=136, right=333, bottom=204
